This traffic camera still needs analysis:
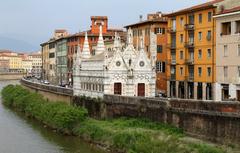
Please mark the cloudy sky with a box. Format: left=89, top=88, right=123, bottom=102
left=0, top=0, right=208, bottom=52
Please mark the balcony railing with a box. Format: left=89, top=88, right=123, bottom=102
left=168, top=27, right=176, bottom=33
left=167, top=59, right=176, bottom=65
left=185, top=58, right=194, bottom=65
left=170, top=74, right=176, bottom=80
left=167, top=43, right=176, bottom=49
left=184, top=41, right=194, bottom=48
left=185, top=24, right=194, bottom=30
left=185, top=75, right=194, bottom=81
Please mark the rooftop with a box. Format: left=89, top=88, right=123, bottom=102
left=215, top=6, right=240, bottom=16
left=167, top=0, right=224, bottom=17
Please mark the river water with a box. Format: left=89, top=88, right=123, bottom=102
left=0, top=80, right=106, bottom=153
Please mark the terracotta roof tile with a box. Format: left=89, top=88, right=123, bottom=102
left=167, top=0, right=224, bottom=16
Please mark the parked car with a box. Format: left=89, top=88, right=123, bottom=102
left=43, top=80, right=50, bottom=84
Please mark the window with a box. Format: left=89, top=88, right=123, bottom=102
left=198, top=49, right=202, bottom=59
left=207, top=49, right=211, bottom=58
left=145, top=28, right=150, bottom=36
left=208, top=12, right=212, bottom=22
left=157, top=45, right=163, bottom=53
left=156, top=61, right=165, bottom=73
left=224, top=66, right=228, bottom=78
left=180, top=67, right=183, bottom=76
left=198, top=32, right=202, bottom=41
left=172, top=19, right=176, bottom=31
left=180, top=34, right=183, bottom=43
left=180, top=51, right=184, bottom=59
left=198, top=67, right=202, bottom=77
left=236, top=21, right=240, bottom=34
left=238, top=66, right=240, bottom=77
left=207, top=30, right=211, bottom=41
left=138, top=29, right=142, bottom=36
left=221, top=22, right=231, bottom=35
left=49, top=53, right=55, bottom=58
left=180, top=17, right=184, bottom=26
left=224, top=45, right=228, bottom=57
left=146, top=46, right=149, bottom=52
left=155, top=28, right=165, bottom=34
left=207, top=67, right=211, bottom=77
left=199, top=14, right=202, bottom=24
left=238, top=44, right=240, bottom=56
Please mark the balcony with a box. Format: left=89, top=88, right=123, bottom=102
left=167, top=43, right=176, bottom=49
left=170, top=74, right=176, bottom=80
left=168, top=27, right=176, bottom=33
left=185, top=24, right=194, bottom=31
left=184, top=41, right=194, bottom=48
left=185, top=58, right=194, bottom=65
left=185, top=75, right=194, bottom=82
left=167, top=59, right=176, bottom=65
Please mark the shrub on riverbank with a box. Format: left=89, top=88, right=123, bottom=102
left=1, top=85, right=87, bottom=133
left=1, top=85, right=227, bottom=153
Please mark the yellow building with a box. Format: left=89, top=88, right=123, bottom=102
left=166, top=0, right=222, bottom=100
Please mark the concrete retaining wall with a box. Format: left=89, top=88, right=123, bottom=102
left=74, top=95, right=240, bottom=145
left=21, top=79, right=73, bottom=104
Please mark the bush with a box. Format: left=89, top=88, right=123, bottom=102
left=1, top=85, right=88, bottom=132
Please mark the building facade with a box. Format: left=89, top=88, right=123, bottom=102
left=73, top=27, right=156, bottom=98
left=67, top=16, right=126, bottom=85
left=214, top=7, right=240, bottom=101
left=166, top=1, right=222, bottom=100
left=125, top=12, right=168, bottom=96
left=41, top=30, right=67, bottom=84
left=28, top=52, right=42, bottom=77
left=56, top=38, right=68, bottom=85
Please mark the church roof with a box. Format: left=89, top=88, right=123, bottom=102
left=82, top=50, right=114, bottom=62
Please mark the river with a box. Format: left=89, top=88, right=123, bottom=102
left=0, top=80, right=106, bottom=153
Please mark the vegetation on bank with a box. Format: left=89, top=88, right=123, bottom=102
left=1, top=85, right=227, bottom=153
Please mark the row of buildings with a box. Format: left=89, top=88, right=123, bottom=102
left=0, top=50, right=42, bottom=76
left=41, top=0, right=240, bottom=101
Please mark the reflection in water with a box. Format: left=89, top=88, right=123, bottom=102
left=0, top=80, right=105, bottom=153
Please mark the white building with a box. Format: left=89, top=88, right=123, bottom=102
left=73, top=26, right=156, bottom=98
left=214, top=7, right=240, bottom=101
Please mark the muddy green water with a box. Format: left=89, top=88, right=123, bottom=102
left=0, top=80, right=106, bottom=153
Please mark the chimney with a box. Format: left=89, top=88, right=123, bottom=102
left=139, top=15, right=143, bottom=22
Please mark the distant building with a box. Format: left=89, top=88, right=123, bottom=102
left=125, top=12, right=168, bottom=96
left=73, top=26, right=156, bottom=98
left=41, top=30, right=67, bottom=84
left=28, top=52, right=42, bottom=77
left=214, top=6, right=240, bottom=101
left=0, top=59, right=10, bottom=72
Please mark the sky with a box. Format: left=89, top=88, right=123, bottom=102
left=0, top=0, right=208, bottom=52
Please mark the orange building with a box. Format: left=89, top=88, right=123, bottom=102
left=125, top=12, right=168, bottom=96
left=166, top=0, right=225, bottom=100
left=67, top=16, right=126, bottom=83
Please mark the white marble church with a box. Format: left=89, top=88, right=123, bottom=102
left=73, top=26, right=156, bottom=98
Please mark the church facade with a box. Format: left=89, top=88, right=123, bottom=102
left=73, top=26, right=156, bottom=98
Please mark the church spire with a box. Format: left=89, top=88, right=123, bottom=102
left=95, top=25, right=105, bottom=55
left=127, top=28, right=133, bottom=46
left=114, top=32, right=121, bottom=50
left=82, top=32, right=91, bottom=59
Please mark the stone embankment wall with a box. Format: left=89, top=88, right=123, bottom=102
left=20, top=80, right=240, bottom=145
left=73, top=95, right=240, bottom=145
left=20, top=79, right=73, bottom=104
left=0, top=73, right=24, bottom=80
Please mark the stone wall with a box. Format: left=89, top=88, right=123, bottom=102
left=21, top=79, right=73, bottom=104
left=73, top=94, right=240, bottom=145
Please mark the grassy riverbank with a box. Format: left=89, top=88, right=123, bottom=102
left=1, top=85, right=229, bottom=153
